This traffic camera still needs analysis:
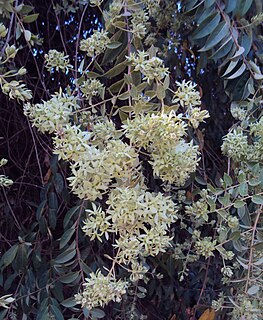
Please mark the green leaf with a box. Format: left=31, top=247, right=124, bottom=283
left=192, top=12, right=220, bottom=40
left=229, top=71, right=250, bottom=101
left=234, top=200, right=245, bottom=208
left=253, top=243, right=263, bottom=252
left=230, top=230, right=241, bottom=241
left=223, top=173, right=232, bottom=187
left=231, top=46, right=245, bottom=60
left=61, top=297, right=77, bottom=308
left=54, top=173, right=64, bottom=194
left=104, top=61, right=127, bottom=78
left=15, top=243, right=28, bottom=272
left=234, top=0, right=253, bottom=16
left=237, top=206, right=251, bottom=225
left=24, top=29, right=32, bottom=42
left=60, top=271, right=79, bottom=284
left=51, top=305, right=64, bottom=320
left=240, top=32, right=252, bottom=56
left=185, top=0, right=205, bottom=13
left=247, top=285, right=260, bottom=295
left=36, top=200, right=46, bottom=221
left=23, top=13, right=39, bottom=23
left=197, top=5, right=214, bottom=24
left=199, top=22, right=229, bottom=52
left=204, top=0, right=216, bottom=8
left=209, top=36, right=233, bottom=60
left=0, top=310, right=8, bottom=320
left=63, top=206, right=80, bottom=229
left=238, top=182, right=248, bottom=197
left=0, top=245, right=18, bottom=268
left=118, top=91, right=130, bottom=100
left=54, top=249, right=76, bottom=265
left=109, top=79, right=125, bottom=93
left=248, top=178, right=261, bottom=186
left=120, top=105, right=134, bottom=112
left=83, top=308, right=90, bottom=317
left=252, top=195, right=263, bottom=205
left=18, top=5, right=34, bottom=14
left=59, top=226, right=76, bottom=249
left=218, top=194, right=231, bottom=206
left=225, top=0, right=237, bottom=13
left=222, top=60, right=239, bottom=77
left=238, top=171, right=246, bottom=183
left=226, top=63, right=246, bottom=79
left=101, top=31, right=127, bottom=65
left=195, top=175, right=207, bottom=185
left=91, top=309, right=106, bottom=319
left=106, top=41, right=122, bottom=49
left=156, top=84, right=166, bottom=100
left=86, top=71, right=101, bottom=78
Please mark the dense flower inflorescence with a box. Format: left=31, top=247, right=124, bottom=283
left=67, top=141, right=139, bottom=201
left=44, top=49, right=72, bottom=73
left=151, top=141, right=199, bottom=185
left=126, top=51, right=169, bottom=82
left=187, top=106, right=210, bottom=128
left=1, top=80, right=32, bottom=102
left=80, top=78, right=104, bottom=102
left=80, top=30, right=110, bottom=57
left=0, top=158, right=13, bottom=187
left=221, top=130, right=251, bottom=162
left=123, top=112, right=199, bottom=185
left=83, top=186, right=177, bottom=263
left=195, top=237, right=217, bottom=257
left=75, top=270, right=128, bottom=309
left=53, top=124, right=91, bottom=162
left=172, top=80, right=201, bottom=107
left=23, top=91, right=79, bottom=133
left=0, top=23, right=8, bottom=37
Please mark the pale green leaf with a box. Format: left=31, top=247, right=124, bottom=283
left=226, top=63, right=246, bottom=79
left=199, top=22, right=229, bottom=51
left=23, top=13, right=39, bottom=23
left=24, top=30, right=31, bottom=42
left=252, top=195, right=263, bottom=205
left=192, top=12, right=220, bottom=40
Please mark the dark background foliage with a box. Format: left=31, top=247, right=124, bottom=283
left=0, top=0, right=262, bottom=319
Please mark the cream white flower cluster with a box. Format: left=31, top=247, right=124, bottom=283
left=44, top=49, right=72, bottom=73
left=68, top=140, right=139, bottom=201
left=83, top=186, right=177, bottom=263
left=0, top=294, right=15, bottom=309
left=185, top=197, right=209, bottom=222
left=172, top=80, right=201, bottom=107
left=103, top=0, right=122, bottom=27
left=0, top=41, right=32, bottom=102
left=91, top=118, right=121, bottom=145
left=172, top=81, right=209, bottom=128
left=1, top=80, right=32, bottom=102
left=131, top=9, right=149, bottom=39
left=222, top=123, right=263, bottom=163
left=0, top=158, right=13, bottom=188
left=187, top=106, right=210, bottom=128
left=230, top=294, right=262, bottom=320
left=123, top=112, right=199, bottom=185
left=0, top=23, right=8, bottom=37
left=126, top=51, right=169, bottom=82
left=80, top=30, right=110, bottom=57
left=195, top=237, right=217, bottom=258
left=53, top=124, right=91, bottom=162
left=221, top=130, right=251, bottom=162
left=75, top=270, right=128, bottom=309
left=24, top=91, right=79, bottom=133
left=80, top=79, right=104, bottom=102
